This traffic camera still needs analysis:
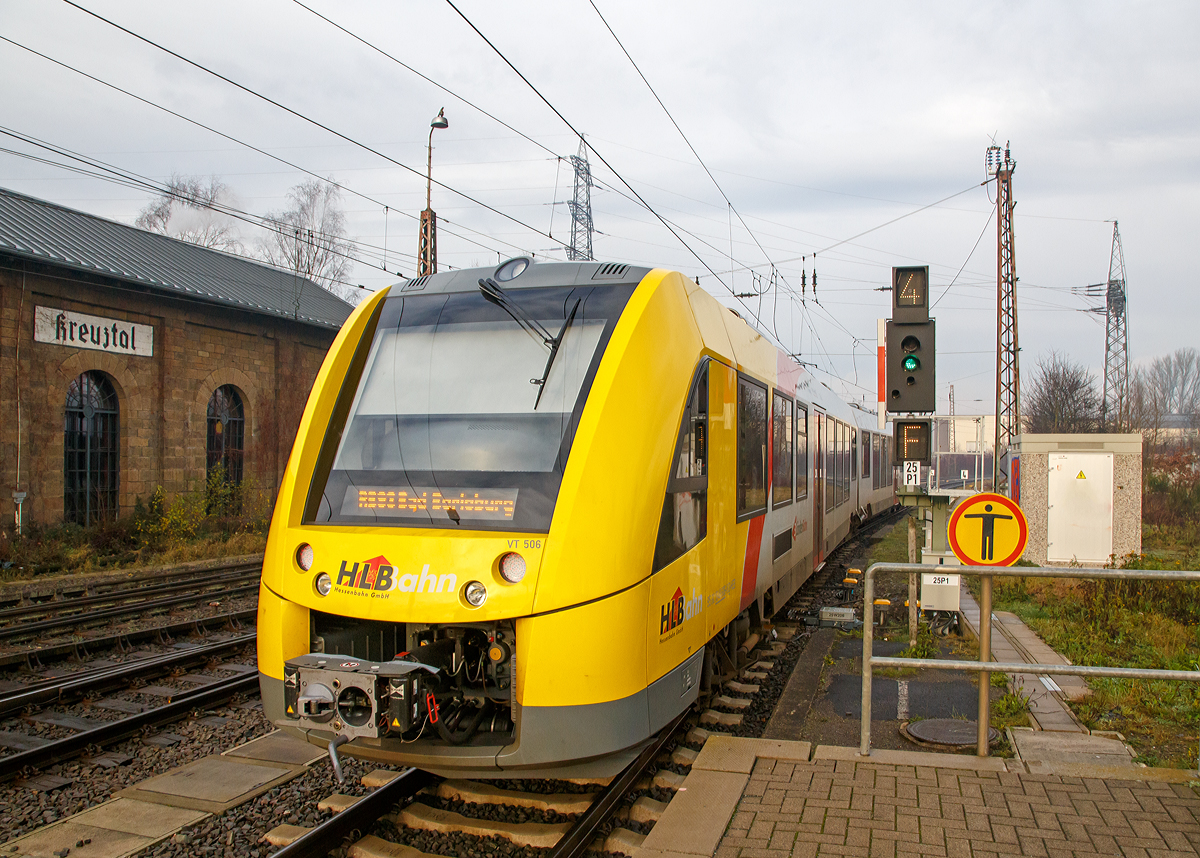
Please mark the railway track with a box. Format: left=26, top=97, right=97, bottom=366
left=0, top=670, right=260, bottom=781
left=0, top=631, right=257, bottom=719
left=0, top=563, right=260, bottom=625
left=0, top=577, right=259, bottom=643
left=0, top=561, right=262, bottom=614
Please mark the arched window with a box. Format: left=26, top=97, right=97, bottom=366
left=207, top=385, right=245, bottom=485
left=64, top=371, right=120, bottom=524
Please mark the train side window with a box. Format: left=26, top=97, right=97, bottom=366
left=862, top=431, right=872, bottom=480
left=825, top=419, right=836, bottom=513
left=796, top=404, right=808, bottom=500
left=771, top=392, right=793, bottom=508
left=851, top=428, right=858, bottom=481
left=736, top=375, right=768, bottom=520
left=653, top=361, right=709, bottom=572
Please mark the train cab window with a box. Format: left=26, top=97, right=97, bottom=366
left=736, top=376, right=768, bottom=520
left=771, top=392, right=793, bottom=508
left=304, top=282, right=637, bottom=531
left=653, top=361, right=709, bottom=572
left=796, top=405, right=808, bottom=499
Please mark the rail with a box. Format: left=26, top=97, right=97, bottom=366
left=858, top=562, right=1200, bottom=757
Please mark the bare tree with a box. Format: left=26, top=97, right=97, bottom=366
left=1022, top=351, right=1101, bottom=434
left=136, top=174, right=242, bottom=252
left=258, top=179, right=356, bottom=301
left=1128, top=348, right=1200, bottom=451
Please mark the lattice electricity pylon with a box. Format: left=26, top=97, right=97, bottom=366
left=1100, top=221, right=1130, bottom=431
left=567, top=139, right=594, bottom=261
left=990, top=143, right=1020, bottom=497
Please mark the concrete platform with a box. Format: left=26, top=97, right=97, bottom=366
left=4, top=798, right=206, bottom=858
left=116, top=754, right=306, bottom=812
left=631, top=739, right=1200, bottom=858
left=224, top=728, right=327, bottom=766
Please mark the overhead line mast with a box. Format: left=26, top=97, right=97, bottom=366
left=567, top=139, right=594, bottom=261
left=989, top=143, right=1020, bottom=497
left=1100, top=221, right=1130, bottom=430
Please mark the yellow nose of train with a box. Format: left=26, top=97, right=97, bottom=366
left=257, top=256, right=895, bottom=778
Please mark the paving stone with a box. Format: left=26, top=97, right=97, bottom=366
left=703, top=743, right=1200, bottom=858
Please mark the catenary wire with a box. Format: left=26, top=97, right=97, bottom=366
left=58, top=0, right=562, bottom=250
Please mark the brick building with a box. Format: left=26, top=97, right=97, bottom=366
left=0, top=187, right=354, bottom=527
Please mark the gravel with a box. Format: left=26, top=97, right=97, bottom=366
left=0, top=699, right=272, bottom=843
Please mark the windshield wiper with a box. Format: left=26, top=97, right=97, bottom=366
left=533, top=298, right=581, bottom=410
left=478, top=278, right=554, bottom=347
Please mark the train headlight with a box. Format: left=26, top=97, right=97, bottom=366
left=463, top=580, right=488, bottom=607
left=498, top=552, right=526, bottom=584
left=297, top=543, right=314, bottom=571
left=315, top=572, right=333, bottom=596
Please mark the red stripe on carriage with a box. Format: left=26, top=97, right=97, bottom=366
left=740, top=515, right=765, bottom=611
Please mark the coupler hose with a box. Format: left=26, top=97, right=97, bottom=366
left=434, top=699, right=489, bottom=745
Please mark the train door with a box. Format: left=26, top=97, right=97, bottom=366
left=813, top=409, right=825, bottom=567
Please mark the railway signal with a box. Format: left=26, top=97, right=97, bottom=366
left=885, top=266, right=936, bottom=414
left=893, top=418, right=931, bottom=464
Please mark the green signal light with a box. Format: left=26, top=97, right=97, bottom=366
left=902, top=355, right=921, bottom=372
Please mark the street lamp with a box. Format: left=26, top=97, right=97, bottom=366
left=418, top=108, right=448, bottom=276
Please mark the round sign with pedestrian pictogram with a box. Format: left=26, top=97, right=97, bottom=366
left=947, top=492, right=1028, bottom=566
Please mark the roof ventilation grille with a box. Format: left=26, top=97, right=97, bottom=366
left=401, top=275, right=431, bottom=292
left=592, top=263, right=628, bottom=280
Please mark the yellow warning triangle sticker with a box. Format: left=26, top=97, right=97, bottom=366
left=1077, top=471, right=1086, bottom=479
left=392, top=718, right=401, bottom=727
left=286, top=705, right=294, bottom=714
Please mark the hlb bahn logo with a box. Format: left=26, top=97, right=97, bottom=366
left=334, top=555, right=457, bottom=599
left=660, top=587, right=703, bottom=642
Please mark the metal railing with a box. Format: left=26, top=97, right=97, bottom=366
left=859, top=562, right=1200, bottom=757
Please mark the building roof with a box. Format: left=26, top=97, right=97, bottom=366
left=0, top=186, right=353, bottom=329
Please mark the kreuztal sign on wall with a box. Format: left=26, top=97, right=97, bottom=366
left=34, top=306, right=154, bottom=357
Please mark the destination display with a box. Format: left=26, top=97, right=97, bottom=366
left=342, top=486, right=517, bottom=520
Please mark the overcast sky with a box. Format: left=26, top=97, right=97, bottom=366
left=3, top=1, right=1197, bottom=413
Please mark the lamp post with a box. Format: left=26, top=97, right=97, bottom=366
left=418, top=108, right=448, bottom=276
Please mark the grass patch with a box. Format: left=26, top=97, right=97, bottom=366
left=0, top=471, right=270, bottom=582
left=988, top=533, right=1200, bottom=769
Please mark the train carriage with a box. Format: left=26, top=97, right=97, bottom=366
left=257, top=259, right=894, bottom=778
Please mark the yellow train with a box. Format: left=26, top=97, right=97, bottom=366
left=257, top=259, right=895, bottom=778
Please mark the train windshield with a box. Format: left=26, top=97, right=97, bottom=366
left=306, top=283, right=635, bottom=531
